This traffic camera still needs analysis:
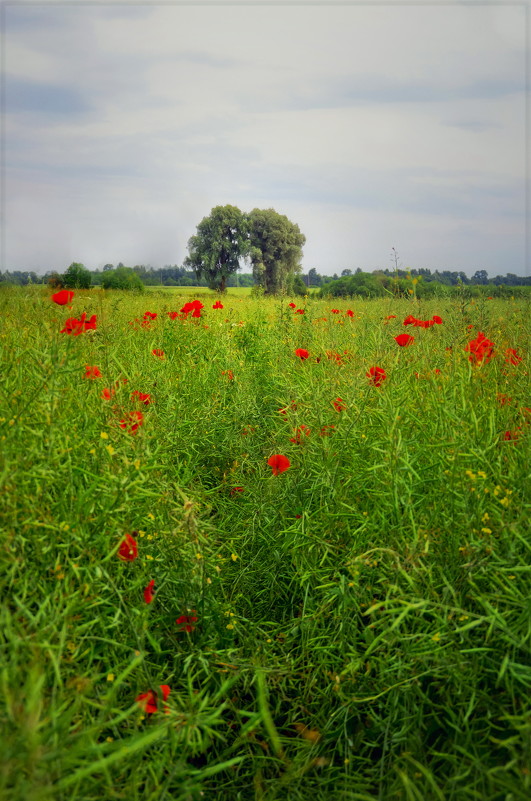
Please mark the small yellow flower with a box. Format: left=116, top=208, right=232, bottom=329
left=105, top=445, right=115, bottom=456
left=196, top=553, right=203, bottom=560
left=100, top=432, right=109, bottom=439
left=482, top=513, right=490, bottom=523
left=146, top=554, right=154, bottom=561
left=226, top=623, right=234, bottom=630
left=432, top=632, right=441, bottom=642
left=231, top=553, right=238, bottom=561
left=481, top=528, right=492, bottom=534
left=107, top=673, right=115, bottom=682
left=147, top=513, right=155, bottom=520
left=89, top=448, right=96, bottom=455
left=499, top=497, right=510, bottom=507
left=134, top=459, right=141, bottom=469
left=477, top=471, right=487, bottom=479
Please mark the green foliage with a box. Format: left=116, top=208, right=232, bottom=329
left=101, top=266, right=144, bottom=291
left=248, top=208, right=306, bottom=294
left=0, top=287, right=530, bottom=800
left=185, top=205, right=249, bottom=292
left=61, top=262, right=92, bottom=289
left=319, top=271, right=385, bottom=298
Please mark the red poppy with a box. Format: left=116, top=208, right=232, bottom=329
left=222, top=370, right=234, bottom=381
left=295, top=348, right=309, bottom=360
left=168, top=311, right=180, bottom=320
left=52, top=289, right=74, bottom=305
left=465, top=332, right=494, bottom=364
left=497, top=394, right=513, bottom=406
left=333, top=397, right=346, bottom=412
left=230, top=486, right=244, bottom=495
left=384, top=315, right=397, bottom=320
left=180, top=300, right=204, bottom=318
left=288, top=302, right=296, bottom=308
left=432, top=315, right=443, bottom=324
left=505, top=348, right=522, bottom=366
left=326, top=350, right=344, bottom=365
left=345, top=309, right=354, bottom=317
left=366, top=366, right=386, bottom=386
left=278, top=401, right=297, bottom=415
left=319, top=424, right=335, bottom=436
left=268, top=454, right=291, bottom=475
left=136, top=684, right=170, bottom=714
left=84, top=365, right=102, bottom=379
left=101, top=387, right=115, bottom=400
left=289, top=425, right=310, bottom=444
left=118, top=533, right=138, bottom=562
left=176, top=611, right=198, bottom=632
left=296, top=308, right=305, bottom=314
left=395, top=334, right=414, bottom=347
left=503, top=429, right=521, bottom=442
left=119, top=410, right=144, bottom=434
left=60, top=312, right=97, bottom=335
left=143, top=579, right=156, bottom=604
left=331, top=309, right=340, bottom=314
left=131, top=391, right=152, bottom=405
left=152, top=349, right=165, bottom=359
left=403, top=315, right=416, bottom=326
left=212, top=300, right=224, bottom=309
left=241, top=425, right=256, bottom=436
left=143, top=311, right=157, bottom=320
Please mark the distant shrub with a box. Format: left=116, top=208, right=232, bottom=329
left=101, top=267, right=144, bottom=291
left=62, top=262, right=91, bottom=289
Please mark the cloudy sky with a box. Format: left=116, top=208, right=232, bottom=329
left=3, top=1, right=528, bottom=276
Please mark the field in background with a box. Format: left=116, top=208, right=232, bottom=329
left=1, top=286, right=530, bottom=801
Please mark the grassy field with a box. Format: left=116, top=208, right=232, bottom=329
left=1, top=286, right=530, bottom=801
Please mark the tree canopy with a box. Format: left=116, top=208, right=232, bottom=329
left=184, top=205, right=249, bottom=292
left=62, top=262, right=91, bottom=289
left=247, top=208, right=306, bottom=294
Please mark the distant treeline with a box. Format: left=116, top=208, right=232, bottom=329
left=1, top=263, right=530, bottom=296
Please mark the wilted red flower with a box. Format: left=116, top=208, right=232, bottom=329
left=222, top=370, right=234, bottom=381
left=60, top=312, right=97, bottom=335
left=176, top=611, right=198, bottom=633
left=289, top=425, right=311, bottom=444
left=331, top=309, right=340, bottom=314
left=136, top=684, right=170, bottom=714
left=465, top=332, right=494, bottom=364
left=180, top=300, right=204, bottom=318
left=497, top=394, right=513, bottom=406
left=241, top=425, right=256, bottom=436
left=131, top=391, right=152, bottom=405
left=432, top=315, right=443, bottom=324
left=152, top=349, right=165, bottom=359
left=367, top=366, right=386, bottom=386
left=326, top=350, right=344, bottom=365
left=143, top=579, right=156, bottom=604
left=505, top=348, right=522, bottom=365
left=119, top=410, right=144, bottom=434
left=295, top=348, right=309, bottom=360
left=84, top=365, right=102, bottom=379
left=288, top=302, right=296, bottom=308
left=212, top=300, right=224, bottom=309
left=118, top=533, right=138, bottom=562
left=268, top=454, right=291, bottom=475
left=168, top=311, right=180, bottom=320
left=395, top=334, right=414, bottom=347
left=101, top=387, right=115, bottom=400
left=278, top=401, right=297, bottom=415
left=319, top=424, right=335, bottom=436
left=345, top=309, right=354, bottom=317
left=52, top=290, right=74, bottom=305
left=230, top=486, right=244, bottom=495
left=384, top=315, right=397, bottom=320
left=503, top=429, right=521, bottom=442
left=333, top=397, right=346, bottom=412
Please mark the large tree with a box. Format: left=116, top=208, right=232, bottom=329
left=247, top=208, right=306, bottom=294
left=184, top=205, right=249, bottom=292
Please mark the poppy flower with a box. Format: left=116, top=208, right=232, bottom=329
left=167, top=311, right=180, bottom=320
left=143, top=311, right=157, bottom=320
left=267, top=454, right=291, bottom=475
left=331, top=309, right=340, bottom=314
left=118, top=533, right=138, bottom=561
left=289, top=425, right=310, bottom=444
left=176, top=611, right=198, bottom=633
left=136, top=684, right=170, bottom=714
left=119, top=411, right=144, bottom=434
left=60, top=312, right=97, bottom=335
left=180, top=300, right=204, bottom=318
left=295, top=348, right=309, bottom=360
left=505, top=348, right=522, bottom=366
left=395, top=334, right=414, bottom=347
left=465, top=332, right=494, bottom=364
left=222, top=370, right=234, bottom=381
left=288, top=302, right=296, bottom=308
left=503, top=429, right=521, bottom=442
left=131, top=391, right=152, bottom=405
left=52, top=289, right=74, bottom=305
left=367, top=366, right=386, bottom=387
left=241, top=425, right=256, bottom=436
left=212, top=300, right=224, bottom=309
left=333, top=397, right=346, bottom=412
left=230, top=486, right=244, bottom=495
left=296, top=309, right=305, bottom=314
left=319, top=425, right=335, bottom=436
left=143, top=579, right=156, bottom=604
left=432, top=315, right=443, bottom=324
left=278, top=401, right=297, bottom=415
left=403, top=315, right=416, bottom=326
left=497, top=394, right=512, bottom=406
left=84, top=365, right=102, bottom=379
left=152, top=349, right=165, bottom=359
left=101, top=387, right=115, bottom=400
left=384, top=315, right=397, bottom=320
left=345, top=310, right=354, bottom=317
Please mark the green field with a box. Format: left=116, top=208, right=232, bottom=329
left=1, top=286, right=530, bottom=800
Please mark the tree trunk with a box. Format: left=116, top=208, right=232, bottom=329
left=220, top=274, right=226, bottom=293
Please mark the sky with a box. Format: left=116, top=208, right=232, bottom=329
left=3, top=1, right=528, bottom=277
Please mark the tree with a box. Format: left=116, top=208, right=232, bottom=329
left=184, top=205, right=249, bottom=292
left=103, top=264, right=114, bottom=271
left=472, top=269, right=489, bottom=285
left=341, top=268, right=352, bottom=277
left=247, top=208, right=306, bottom=294
left=101, top=266, right=144, bottom=291
left=62, top=262, right=91, bottom=289
left=308, top=268, right=321, bottom=287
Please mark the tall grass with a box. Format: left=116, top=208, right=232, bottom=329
left=0, top=285, right=529, bottom=800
